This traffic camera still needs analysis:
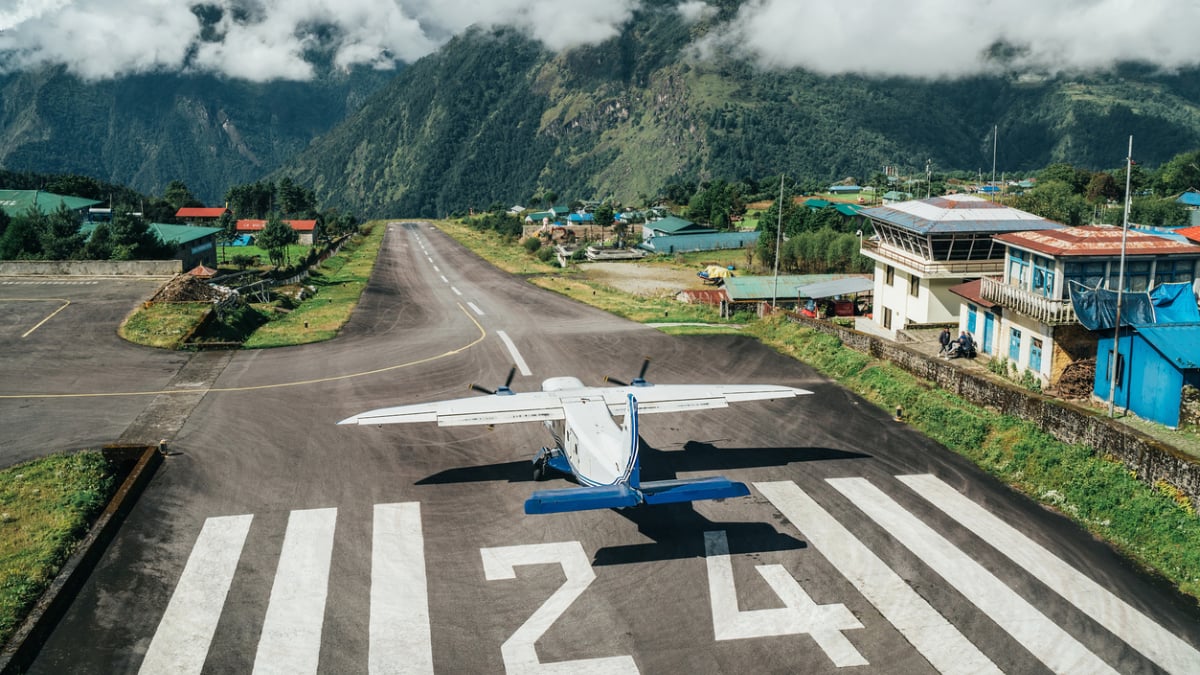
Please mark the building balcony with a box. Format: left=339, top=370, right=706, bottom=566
left=980, top=275, right=1077, bottom=326
left=860, top=239, right=1004, bottom=278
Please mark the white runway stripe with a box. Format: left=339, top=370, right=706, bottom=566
left=253, top=508, right=338, bottom=675
left=755, top=482, right=999, bottom=675
left=496, top=331, right=532, bottom=377
left=369, top=503, right=433, bottom=674
left=898, top=474, right=1200, bottom=675
left=439, top=275, right=449, bottom=284
left=140, top=514, right=254, bottom=675
left=827, top=477, right=1118, bottom=675
left=451, top=286, right=462, bottom=296
left=468, top=302, right=484, bottom=316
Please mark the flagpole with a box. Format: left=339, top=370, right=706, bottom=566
left=1108, top=135, right=1133, bottom=417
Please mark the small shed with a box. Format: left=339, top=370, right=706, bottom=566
left=1095, top=323, right=1200, bottom=428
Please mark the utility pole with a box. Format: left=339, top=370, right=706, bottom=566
left=1108, top=135, right=1133, bottom=417
left=772, top=174, right=784, bottom=311
left=990, top=125, right=998, bottom=202
left=925, top=159, right=932, bottom=199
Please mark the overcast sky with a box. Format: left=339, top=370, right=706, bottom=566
left=0, top=0, right=1195, bottom=81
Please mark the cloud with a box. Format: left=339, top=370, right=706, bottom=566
left=690, top=0, right=1200, bottom=78
left=0, top=0, right=638, bottom=81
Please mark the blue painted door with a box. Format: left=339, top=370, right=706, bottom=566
left=983, top=313, right=994, bottom=354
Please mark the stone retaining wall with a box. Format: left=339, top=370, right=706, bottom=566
left=787, top=313, right=1200, bottom=511
left=0, top=260, right=181, bottom=276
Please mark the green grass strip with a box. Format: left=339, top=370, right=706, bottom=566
left=748, top=318, right=1200, bottom=601
left=0, top=452, right=117, bottom=647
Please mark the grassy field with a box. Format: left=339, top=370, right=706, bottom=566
left=119, top=302, right=210, bottom=349
left=0, top=452, right=117, bottom=647
left=242, top=223, right=385, bottom=348
left=434, top=219, right=561, bottom=276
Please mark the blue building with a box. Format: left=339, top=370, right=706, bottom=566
left=1095, top=323, right=1200, bottom=428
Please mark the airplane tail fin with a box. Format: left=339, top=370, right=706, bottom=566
left=622, top=394, right=640, bottom=488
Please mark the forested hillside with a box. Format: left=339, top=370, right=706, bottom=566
left=278, top=9, right=1200, bottom=217
left=0, top=66, right=391, bottom=204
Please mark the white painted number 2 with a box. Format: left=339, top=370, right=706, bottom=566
left=704, top=530, right=867, bottom=668
left=481, top=541, right=639, bottom=674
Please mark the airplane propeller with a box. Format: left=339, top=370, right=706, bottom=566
left=470, top=366, right=517, bottom=396
left=605, top=357, right=652, bottom=387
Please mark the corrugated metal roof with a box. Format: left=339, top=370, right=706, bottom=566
left=1177, top=191, right=1200, bottom=207
left=724, top=274, right=859, bottom=301
left=1177, top=225, right=1200, bottom=243
left=150, top=224, right=223, bottom=245
left=861, top=194, right=1065, bottom=235
left=1134, top=323, right=1200, bottom=369
left=236, top=219, right=316, bottom=232
left=639, top=231, right=757, bottom=254
left=176, top=207, right=229, bottom=218
left=995, top=225, right=1200, bottom=257
left=834, top=204, right=862, bottom=216
left=797, top=276, right=873, bottom=298
left=0, top=189, right=101, bottom=217
left=948, top=279, right=997, bottom=308
left=646, top=215, right=708, bottom=234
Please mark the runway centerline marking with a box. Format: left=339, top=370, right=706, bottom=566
left=140, top=515, right=253, bottom=675
left=898, top=474, right=1200, bottom=674
left=0, top=303, right=487, bottom=399
left=451, top=286, right=463, bottom=296
left=827, top=477, right=1117, bottom=675
left=754, top=481, right=999, bottom=675
left=496, top=331, right=532, bottom=377
left=467, top=302, right=485, bottom=316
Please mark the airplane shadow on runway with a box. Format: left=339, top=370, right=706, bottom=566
left=417, top=439, right=869, bottom=566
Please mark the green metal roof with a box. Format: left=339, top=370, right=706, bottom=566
left=723, top=274, right=854, bottom=301
left=80, top=222, right=221, bottom=246
left=0, top=190, right=102, bottom=218
left=646, top=215, right=712, bottom=235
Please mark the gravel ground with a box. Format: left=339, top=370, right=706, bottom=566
left=577, top=262, right=703, bottom=295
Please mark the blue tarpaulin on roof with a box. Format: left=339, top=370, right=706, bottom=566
left=1069, top=281, right=1200, bottom=330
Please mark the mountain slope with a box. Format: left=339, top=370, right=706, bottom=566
left=0, top=65, right=391, bottom=204
left=280, top=15, right=1200, bottom=217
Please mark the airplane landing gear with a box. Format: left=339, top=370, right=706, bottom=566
left=533, top=451, right=551, bottom=481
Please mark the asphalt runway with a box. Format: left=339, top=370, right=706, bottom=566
left=11, top=223, right=1200, bottom=673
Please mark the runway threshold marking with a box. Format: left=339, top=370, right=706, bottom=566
left=898, top=474, right=1200, bottom=674
left=827, top=477, right=1118, bottom=675
left=0, top=298, right=71, bottom=337
left=496, top=330, right=532, bottom=377
left=370, top=503, right=433, bottom=673
left=0, top=302, right=487, bottom=399
left=140, top=515, right=253, bottom=675
left=754, top=481, right=999, bottom=675
left=253, top=508, right=337, bottom=674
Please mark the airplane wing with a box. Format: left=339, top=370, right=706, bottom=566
left=339, top=383, right=810, bottom=428
left=597, top=383, right=812, bottom=416
left=338, top=390, right=569, bottom=428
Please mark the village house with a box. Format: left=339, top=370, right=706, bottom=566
left=236, top=219, right=318, bottom=245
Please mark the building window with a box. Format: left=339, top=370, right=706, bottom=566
left=1064, top=261, right=1107, bottom=290
left=1008, top=250, right=1029, bottom=287
left=1123, top=260, right=1152, bottom=291
left=1154, top=258, right=1196, bottom=286
left=885, top=265, right=894, bottom=286
left=883, top=307, right=893, bottom=329
left=1030, top=337, right=1043, bottom=373
left=1107, top=349, right=1125, bottom=386
left=909, top=274, right=920, bottom=297
left=1031, top=255, right=1055, bottom=297
left=1009, top=327, right=1022, bottom=362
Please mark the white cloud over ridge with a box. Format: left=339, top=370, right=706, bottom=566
left=0, top=0, right=638, bottom=81
left=693, top=0, right=1200, bottom=78
left=0, top=0, right=1196, bottom=82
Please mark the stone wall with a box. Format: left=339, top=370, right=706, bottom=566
left=787, top=313, right=1200, bottom=511
left=0, top=260, right=182, bottom=276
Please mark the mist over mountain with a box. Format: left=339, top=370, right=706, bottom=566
left=4, top=1, right=1200, bottom=213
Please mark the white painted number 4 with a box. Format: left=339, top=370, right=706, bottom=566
left=481, top=541, right=640, bottom=674
left=705, top=530, right=867, bottom=668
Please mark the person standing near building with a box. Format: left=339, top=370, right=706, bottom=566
left=938, top=327, right=952, bottom=357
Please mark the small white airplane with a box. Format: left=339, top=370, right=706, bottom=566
left=339, top=361, right=811, bottom=514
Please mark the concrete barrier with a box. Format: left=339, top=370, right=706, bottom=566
left=0, top=260, right=182, bottom=276
left=786, top=312, right=1200, bottom=511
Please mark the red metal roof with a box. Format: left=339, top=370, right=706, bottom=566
left=176, top=207, right=229, bottom=218
left=948, top=278, right=997, bottom=308
left=1177, top=226, right=1200, bottom=244
left=236, top=219, right=316, bottom=232
left=187, top=264, right=217, bottom=278
left=994, top=225, right=1200, bottom=257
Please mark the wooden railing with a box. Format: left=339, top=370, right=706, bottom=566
left=980, top=276, right=1077, bottom=325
